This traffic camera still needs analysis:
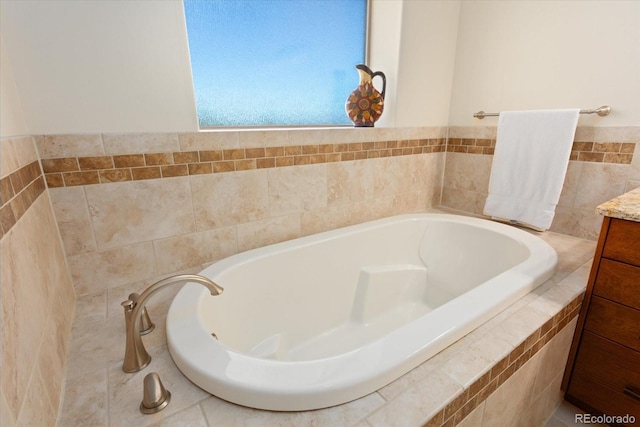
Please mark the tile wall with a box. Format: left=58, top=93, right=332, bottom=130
left=0, top=136, right=76, bottom=426
left=442, top=126, right=640, bottom=239
left=37, top=127, right=446, bottom=298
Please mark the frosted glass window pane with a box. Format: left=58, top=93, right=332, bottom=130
left=183, top=0, right=367, bottom=127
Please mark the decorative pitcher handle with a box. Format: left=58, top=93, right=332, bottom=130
left=372, top=71, right=386, bottom=99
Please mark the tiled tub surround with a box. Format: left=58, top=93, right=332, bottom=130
left=40, top=138, right=446, bottom=188
left=442, top=126, right=640, bottom=240
left=0, top=136, right=76, bottom=426
left=40, top=128, right=447, bottom=297
left=57, top=213, right=597, bottom=427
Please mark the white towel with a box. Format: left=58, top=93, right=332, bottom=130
left=483, top=109, right=580, bottom=231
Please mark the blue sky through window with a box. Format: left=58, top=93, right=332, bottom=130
left=183, top=0, right=367, bottom=127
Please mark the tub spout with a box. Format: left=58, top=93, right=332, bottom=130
left=122, top=274, right=223, bottom=373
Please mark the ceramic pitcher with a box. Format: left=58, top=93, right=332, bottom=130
left=345, top=64, right=386, bottom=127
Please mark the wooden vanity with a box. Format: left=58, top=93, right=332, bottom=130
left=563, top=188, right=640, bottom=424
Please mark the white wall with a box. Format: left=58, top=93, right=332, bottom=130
left=395, top=0, right=460, bottom=127
left=369, top=0, right=460, bottom=128
left=1, top=35, right=30, bottom=138
left=0, top=0, right=198, bottom=134
left=1, top=0, right=459, bottom=134
left=5, top=0, right=637, bottom=133
left=448, top=0, right=640, bottom=126
left=369, top=0, right=404, bottom=128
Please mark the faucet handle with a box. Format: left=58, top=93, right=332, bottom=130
left=140, top=372, right=171, bottom=414
left=121, top=299, right=134, bottom=312
left=128, top=293, right=155, bottom=335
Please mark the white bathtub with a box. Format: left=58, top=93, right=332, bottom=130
left=167, top=213, right=557, bottom=411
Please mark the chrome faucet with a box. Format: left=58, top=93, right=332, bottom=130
left=121, top=274, right=224, bottom=373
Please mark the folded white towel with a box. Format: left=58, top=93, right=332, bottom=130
left=483, top=109, right=580, bottom=230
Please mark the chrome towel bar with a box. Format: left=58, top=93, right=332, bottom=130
left=473, top=105, right=611, bottom=119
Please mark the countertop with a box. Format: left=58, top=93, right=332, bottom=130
left=595, top=186, right=640, bottom=222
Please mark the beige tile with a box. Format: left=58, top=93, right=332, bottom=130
left=200, top=390, right=385, bottom=427
left=481, top=351, right=542, bottom=427
left=68, top=314, right=126, bottom=373
left=557, top=161, right=582, bottom=208
left=551, top=400, right=606, bottom=427
left=85, top=177, right=195, bottom=250
left=49, top=186, right=97, bottom=256
left=66, top=242, right=156, bottom=295
left=573, top=126, right=596, bottom=143
left=327, top=160, right=375, bottom=206
left=179, top=131, right=240, bottom=150
left=441, top=187, right=487, bottom=216
left=376, top=357, right=441, bottom=401
left=373, top=156, right=411, bottom=198
left=268, top=164, right=327, bottom=216
left=1, top=211, right=52, bottom=418
left=0, top=137, right=19, bottom=178
left=594, top=126, right=640, bottom=143
left=528, top=265, right=590, bottom=317
left=236, top=215, right=300, bottom=252
left=15, top=366, right=56, bottom=427
left=458, top=401, right=485, bottom=427
left=626, top=179, right=640, bottom=192
left=108, top=345, right=210, bottom=427
left=153, top=226, right=238, bottom=275
left=57, top=369, right=108, bottom=427
left=532, top=319, right=577, bottom=397
left=35, top=134, right=104, bottom=158
left=520, top=371, right=564, bottom=427
left=300, top=203, right=359, bottom=237
left=541, top=234, right=596, bottom=277
left=367, top=369, right=462, bottom=427
left=549, top=207, right=603, bottom=241
left=102, top=133, right=180, bottom=154
left=238, top=129, right=290, bottom=148
left=442, top=152, right=492, bottom=192
left=287, top=127, right=361, bottom=145
left=441, top=335, right=512, bottom=388
left=573, top=162, right=629, bottom=210
left=1, top=391, right=16, bottom=427
left=373, top=154, right=438, bottom=200
left=489, top=305, right=550, bottom=348
left=148, top=403, right=209, bottom=427
left=73, top=291, right=107, bottom=323
left=17, top=195, right=75, bottom=418
left=447, top=126, right=496, bottom=140
left=10, top=136, right=39, bottom=169
left=396, top=126, right=444, bottom=141
left=544, top=415, right=569, bottom=427
left=37, top=308, right=72, bottom=415
left=191, top=170, right=270, bottom=229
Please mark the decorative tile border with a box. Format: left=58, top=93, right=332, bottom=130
left=41, top=139, right=446, bottom=188
left=0, top=160, right=46, bottom=237
left=425, top=295, right=582, bottom=427
left=447, top=138, right=636, bottom=164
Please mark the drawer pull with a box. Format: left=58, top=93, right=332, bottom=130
left=623, top=386, right=640, bottom=401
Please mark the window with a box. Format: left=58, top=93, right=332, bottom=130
left=183, top=0, right=367, bottom=127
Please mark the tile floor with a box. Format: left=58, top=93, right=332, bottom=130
left=545, top=401, right=606, bottom=427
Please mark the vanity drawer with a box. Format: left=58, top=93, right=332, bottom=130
left=594, top=259, right=640, bottom=310
left=585, top=296, right=640, bottom=352
left=572, top=331, right=640, bottom=394
left=603, top=218, right=640, bottom=266
left=567, top=371, right=640, bottom=425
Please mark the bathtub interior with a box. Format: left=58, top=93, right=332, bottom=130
left=197, top=217, right=530, bottom=362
